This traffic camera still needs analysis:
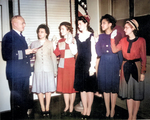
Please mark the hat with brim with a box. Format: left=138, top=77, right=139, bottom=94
left=126, top=19, right=139, bottom=30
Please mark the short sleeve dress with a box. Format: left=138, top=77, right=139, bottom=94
left=96, top=33, right=123, bottom=93
left=74, top=34, right=97, bottom=92
left=54, top=38, right=76, bottom=93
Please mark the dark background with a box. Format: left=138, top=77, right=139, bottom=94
left=135, top=15, right=150, bottom=56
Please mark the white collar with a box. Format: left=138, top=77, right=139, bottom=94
left=79, top=31, right=91, bottom=42
left=13, top=29, right=21, bottom=36
left=39, top=39, right=46, bottom=45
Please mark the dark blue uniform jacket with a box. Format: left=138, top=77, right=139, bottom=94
left=2, top=30, right=31, bottom=80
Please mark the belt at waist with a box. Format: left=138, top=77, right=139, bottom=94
left=123, top=58, right=141, bottom=62
left=123, top=58, right=141, bottom=83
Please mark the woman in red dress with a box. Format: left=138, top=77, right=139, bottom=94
left=111, top=19, right=146, bottom=120
left=53, top=22, right=76, bottom=117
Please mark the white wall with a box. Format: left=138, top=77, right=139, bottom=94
left=0, top=42, right=10, bottom=112
left=87, top=0, right=100, bottom=34
left=0, top=0, right=11, bottom=112
left=0, top=0, right=10, bottom=37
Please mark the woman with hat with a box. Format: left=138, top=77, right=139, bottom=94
left=73, top=15, right=97, bottom=119
left=111, top=19, right=146, bottom=120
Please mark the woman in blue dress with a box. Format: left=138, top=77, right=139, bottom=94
left=96, top=14, right=123, bottom=118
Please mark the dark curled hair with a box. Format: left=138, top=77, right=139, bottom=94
left=100, top=14, right=116, bottom=31
left=78, top=16, right=94, bottom=33
left=36, top=24, right=50, bottom=39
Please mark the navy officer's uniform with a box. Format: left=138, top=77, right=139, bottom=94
left=1, top=29, right=31, bottom=118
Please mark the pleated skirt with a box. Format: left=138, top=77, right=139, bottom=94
left=119, top=61, right=144, bottom=101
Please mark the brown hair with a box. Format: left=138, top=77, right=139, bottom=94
left=77, top=16, right=94, bottom=33
left=59, top=22, right=73, bottom=33
left=36, top=24, right=50, bottom=39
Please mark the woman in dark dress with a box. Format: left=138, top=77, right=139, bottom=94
left=111, top=19, right=146, bottom=120
left=96, top=14, right=123, bottom=118
left=74, top=15, right=97, bottom=119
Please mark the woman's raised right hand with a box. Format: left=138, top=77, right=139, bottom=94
left=52, top=35, right=58, bottom=45
left=52, top=35, right=58, bottom=50
left=111, top=29, right=117, bottom=39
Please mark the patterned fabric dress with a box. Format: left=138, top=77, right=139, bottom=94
left=96, top=33, right=123, bottom=93
left=54, top=38, right=76, bottom=93
left=111, top=37, right=146, bottom=100
left=74, top=34, right=97, bottom=92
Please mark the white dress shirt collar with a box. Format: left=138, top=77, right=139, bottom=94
left=13, top=29, right=21, bottom=36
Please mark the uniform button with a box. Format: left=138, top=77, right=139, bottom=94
left=106, top=50, right=109, bottom=53
left=106, top=45, right=108, bottom=47
left=16, top=53, right=18, bottom=55
left=26, top=62, right=28, bottom=64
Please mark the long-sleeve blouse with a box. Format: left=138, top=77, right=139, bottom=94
left=30, top=40, right=57, bottom=74
left=96, top=32, right=123, bottom=67
left=111, top=37, right=146, bottom=74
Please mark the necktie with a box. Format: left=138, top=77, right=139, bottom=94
left=20, top=33, right=23, bottom=37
